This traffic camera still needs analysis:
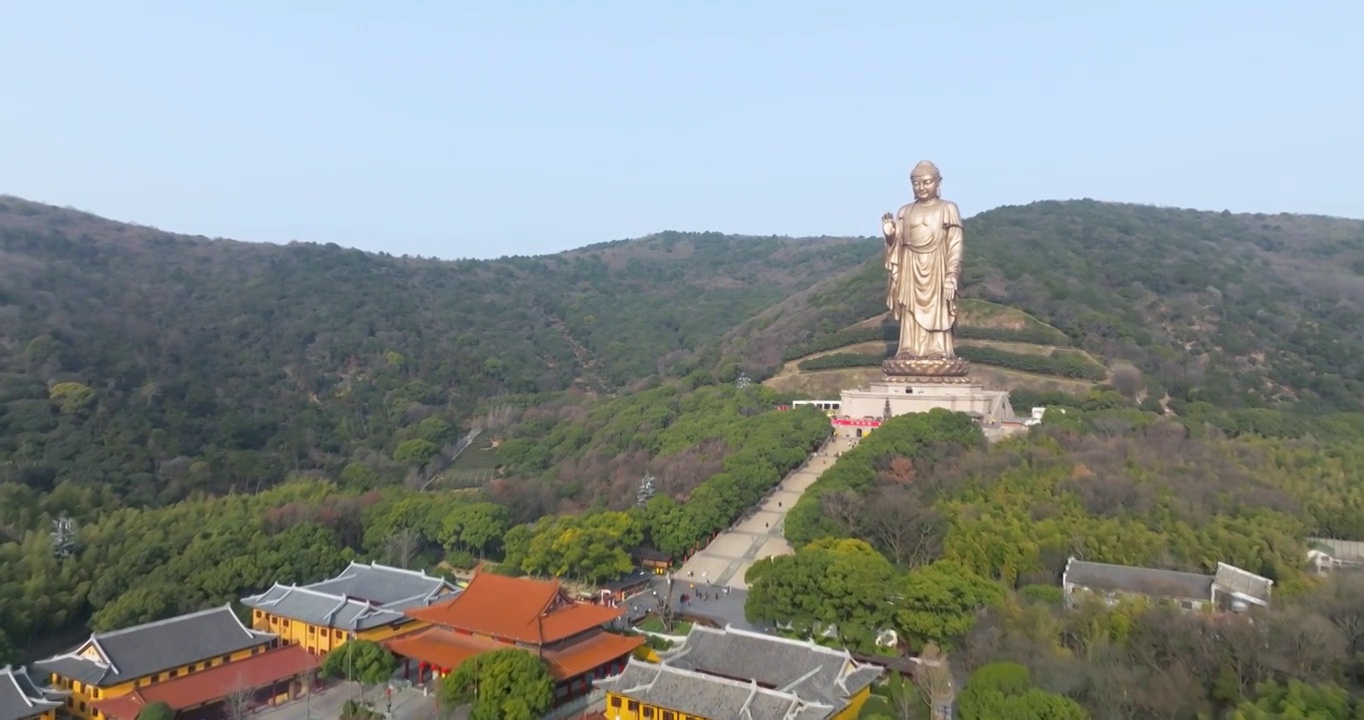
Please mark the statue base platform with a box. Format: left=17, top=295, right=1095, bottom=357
left=839, top=375, right=1014, bottom=427
left=881, top=355, right=973, bottom=384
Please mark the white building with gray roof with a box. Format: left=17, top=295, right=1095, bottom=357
left=0, top=666, right=66, bottom=720
left=1063, top=556, right=1273, bottom=612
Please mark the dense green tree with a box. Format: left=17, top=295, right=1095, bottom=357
left=0, top=479, right=378, bottom=646
left=746, top=541, right=1001, bottom=653
left=893, top=561, right=1002, bottom=651
left=135, top=701, right=175, bottom=720
left=0, top=626, right=15, bottom=665
left=0, top=197, right=870, bottom=511
left=438, top=648, right=554, bottom=720
left=321, top=640, right=397, bottom=686
left=497, top=384, right=829, bottom=527
left=393, top=439, right=441, bottom=466
left=1229, top=681, right=1363, bottom=720
left=251, top=521, right=351, bottom=588
left=956, top=662, right=1087, bottom=720
left=746, top=538, right=898, bottom=650
left=439, top=502, right=510, bottom=558
left=503, top=511, right=641, bottom=583
left=339, top=462, right=382, bottom=491
left=91, top=583, right=178, bottom=632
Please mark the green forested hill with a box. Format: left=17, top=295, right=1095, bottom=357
left=722, top=200, right=1364, bottom=412
left=6, top=195, right=1362, bottom=511
left=8, top=191, right=1364, bottom=710
left=7, top=189, right=1364, bottom=681
left=0, top=196, right=867, bottom=504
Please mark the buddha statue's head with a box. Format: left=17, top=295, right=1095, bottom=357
left=910, top=160, right=942, bottom=201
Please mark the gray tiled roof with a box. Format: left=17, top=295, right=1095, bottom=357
left=656, top=625, right=880, bottom=708
left=240, top=562, right=455, bottom=631
left=0, top=666, right=66, bottom=720
left=1213, top=563, right=1274, bottom=604
left=597, top=659, right=836, bottom=720
left=1064, top=558, right=1214, bottom=601
left=33, top=606, right=272, bottom=688
left=602, top=570, right=653, bottom=592
left=842, top=665, right=884, bottom=694
left=306, top=562, right=454, bottom=606
left=241, top=585, right=408, bottom=631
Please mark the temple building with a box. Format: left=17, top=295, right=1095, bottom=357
left=33, top=605, right=316, bottom=720
left=240, top=561, right=458, bottom=655
left=386, top=572, right=644, bottom=706
left=0, top=666, right=66, bottom=720
left=597, top=625, right=881, bottom=720
left=1062, top=557, right=1274, bottom=612
left=632, top=548, right=673, bottom=576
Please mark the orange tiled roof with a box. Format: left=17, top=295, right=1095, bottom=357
left=92, top=645, right=318, bottom=719
left=386, top=626, right=642, bottom=681
left=405, top=573, right=624, bottom=645
left=385, top=628, right=507, bottom=671
left=543, top=632, right=644, bottom=680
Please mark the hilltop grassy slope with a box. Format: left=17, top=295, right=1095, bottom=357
left=723, top=200, right=1364, bottom=412
left=0, top=197, right=867, bottom=504
left=764, top=298, right=1107, bottom=398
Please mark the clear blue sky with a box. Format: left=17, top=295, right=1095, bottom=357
left=2, top=2, right=1360, bottom=259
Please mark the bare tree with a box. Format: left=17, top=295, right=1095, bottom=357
left=297, top=666, right=319, bottom=698
left=223, top=686, right=254, bottom=720
left=1109, top=361, right=1144, bottom=400
left=1137, top=661, right=1211, bottom=719
left=653, top=438, right=726, bottom=499
left=913, top=643, right=955, bottom=720
left=1072, top=647, right=1144, bottom=720
left=861, top=488, right=946, bottom=568
left=820, top=489, right=864, bottom=534
left=659, top=602, right=685, bottom=634
left=384, top=528, right=422, bottom=569
left=1212, top=615, right=1273, bottom=699
left=883, top=672, right=927, bottom=720
left=1268, top=608, right=1347, bottom=681
left=881, top=456, right=918, bottom=484
left=479, top=402, right=519, bottom=432
left=1300, top=573, right=1364, bottom=657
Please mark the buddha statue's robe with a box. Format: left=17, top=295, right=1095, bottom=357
left=884, top=198, right=964, bottom=359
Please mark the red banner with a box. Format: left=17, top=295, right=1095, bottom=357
left=832, top=418, right=881, bottom=427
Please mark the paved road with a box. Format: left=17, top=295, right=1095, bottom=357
left=623, top=577, right=762, bottom=632
left=255, top=682, right=451, bottom=720
left=621, top=436, right=853, bottom=629
left=675, top=434, right=850, bottom=590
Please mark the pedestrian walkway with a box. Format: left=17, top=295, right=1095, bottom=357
left=675, top=434, right=849, bottom=590
left=253, top=682, right=449, bottom=720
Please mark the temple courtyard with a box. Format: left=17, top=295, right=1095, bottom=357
left=255, top=683, right=447, bottom=720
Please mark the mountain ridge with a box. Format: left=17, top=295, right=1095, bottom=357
left=0, top=195, right=868, bottom=504
left=4, top=193, right=1363, bottom=511
left=720, top=199, right=1364, bottom=412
